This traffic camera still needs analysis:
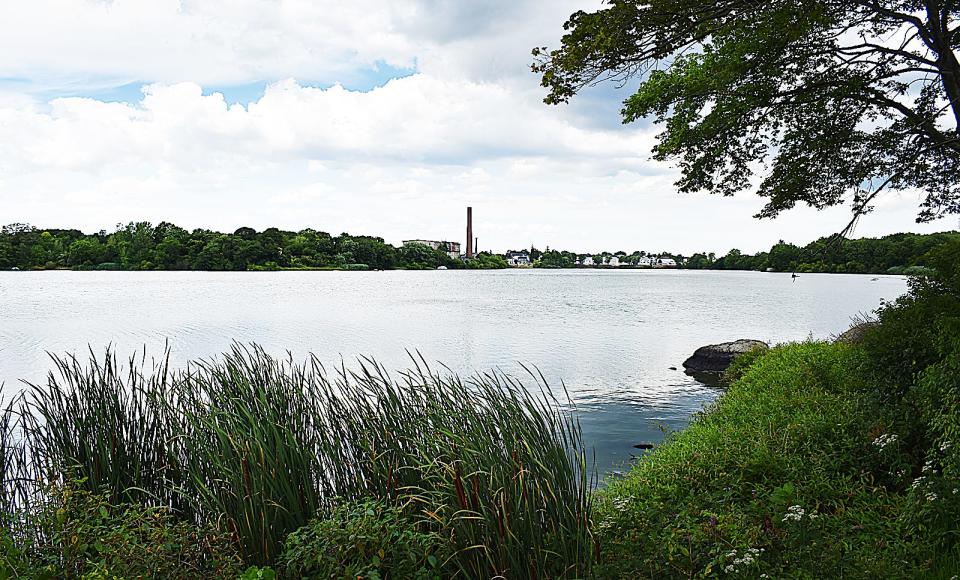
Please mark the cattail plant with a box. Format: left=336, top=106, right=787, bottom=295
left=2, top=344, right=595, bottom=577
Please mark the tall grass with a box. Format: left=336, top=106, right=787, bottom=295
left=2, top=345, right=594, bottom=577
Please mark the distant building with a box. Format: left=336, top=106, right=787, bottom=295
left=582, top=256, right=595, bottom=266
left=654, top=257, right=677, bottom=268
left=506, top=251, right=531, bottom=266
left=608, top=256, right=620, bottom=267
left=403, top=239, right=462, bottom=260
left=637, top=257, right=652, bottom=267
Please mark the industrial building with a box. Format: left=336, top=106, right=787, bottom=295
left=403, top=207, right=476, bottom=261
left=401, top=239, right=462, bottom=259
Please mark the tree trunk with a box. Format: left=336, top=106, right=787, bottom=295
left=926, top=0, right=960, bottom=131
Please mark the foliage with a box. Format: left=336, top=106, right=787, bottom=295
left=720, top=343, right=769, bottom=385
left=279, top=499, right=449, bottom=579
left=859, top=239, right=960, bottom=550
left=699, top=231, right=960, bottom=274
left=0, top=222, right=476, bottom=271
left=463, top=251, right=510, bottom=269
left=535, top=249, right=578, bottom=268
left=594, top=342, right=955, bottom=577
left=2, top=484, right=242, bottom=579
left=593, top=241, right=960, bottom=577
left=238, top=566, right=277, bottom=580
left=861, top=239, right=960, bottom=397
left=528, top=232, right=959, bottom=273
left=398, top=242, right=453, bottom=270
left=0, top=525, right=33, bottom=580
left=3, top=348, right=593, bottom=576
left=534, top=0, right=960, bottom=222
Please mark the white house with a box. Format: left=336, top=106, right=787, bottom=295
left=608, top=256, right=620, bottom=267
left=637, top=257, right=652, bottom=267
left=655, top=257, right=677, bottom=268
left=582, top=256, right=595, bottom=266
left=506, top=251, right=531, bottom=266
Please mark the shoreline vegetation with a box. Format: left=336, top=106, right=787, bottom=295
left=1, top=350, right=593, bottom=578
left=1, top=239, right=958, bottom=578
left=2, top=222, right=957, bottom=275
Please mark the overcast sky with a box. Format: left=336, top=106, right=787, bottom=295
left=0, top=0, right=954, bottom=254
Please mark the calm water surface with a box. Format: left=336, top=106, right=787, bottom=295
left=0, top=269, right=907, bottom=473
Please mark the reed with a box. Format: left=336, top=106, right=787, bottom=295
left=1, top=345, right=594, bottom=577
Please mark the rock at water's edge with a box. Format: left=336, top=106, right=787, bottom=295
left=834, top=321, right=879, bottom=344
left=682, top=339, right=768, bottom=383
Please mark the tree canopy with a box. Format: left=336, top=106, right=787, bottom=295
left=533, top=0, right=960, bottom=226
left=0, top=222, right=505, bottom=271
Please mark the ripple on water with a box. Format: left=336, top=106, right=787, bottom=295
left=0, top=269, right=908, bottom=473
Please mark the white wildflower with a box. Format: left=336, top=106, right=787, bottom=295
left=926, top=492, right=938, bottom=502
left=940, top=441, right=952, bottom=452
left=725, top=565, right=735, bottom=573
left=911, top=476, right=926, bottom=490
left=873, top=433, right=898, bottom=450
left=923, top=460, right=936, bottom=473
left=782, top=504, right=805, bottom=522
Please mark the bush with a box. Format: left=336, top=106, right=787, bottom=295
left=0, top=525, right=32, bottom=579
left=861, top=240, right=960, bottom=553
left=594, top=342, right=940, bottom=577
left=4, top=484, right=242, bottom=579
left=279, top=500, right=449, bottom=579
left=862, top=240, right=960, bottom=401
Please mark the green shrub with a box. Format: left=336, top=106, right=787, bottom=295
left=862, top=239, right=960, bottom=401
left=594, top=342, right=937, bottom=577
left=239, top=566, right=277, bottom=579
left=279, top=500, right=449, bottom=579
left=30, top=485, right=243, bottom=579
left=0, top=525, right=33, bottom=579
left=859, top=239, right=960, bottom=553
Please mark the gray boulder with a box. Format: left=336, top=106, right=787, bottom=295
left=682, top=339, right=768, bottom=384
left=834, top=321, right=879, bottom=344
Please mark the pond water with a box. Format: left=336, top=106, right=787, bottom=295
left=0, top=269, right=907, bottom=474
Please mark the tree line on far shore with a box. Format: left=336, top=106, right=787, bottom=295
left=2, top=222, right=956, bottom=275
left=531, top=231, right=960, bottom=275
left=0, top=222, right=508, bottom=271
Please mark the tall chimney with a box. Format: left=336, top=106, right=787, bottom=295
left=466, top=207, right=473, bottom=258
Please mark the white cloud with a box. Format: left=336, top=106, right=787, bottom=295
left=0, top=0, right=585, bottom=88
left=0, top=0, right=953, bottom=254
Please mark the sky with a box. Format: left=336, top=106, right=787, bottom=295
left=0, top=0, right=955, bottom=255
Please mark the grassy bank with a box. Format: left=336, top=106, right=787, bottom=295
left=595, top=342, right=957, bottom=577
left=596, top=240, right=960, bottom=578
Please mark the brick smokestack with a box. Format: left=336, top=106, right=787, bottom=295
left=466, top=207, right=474, bottom=258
